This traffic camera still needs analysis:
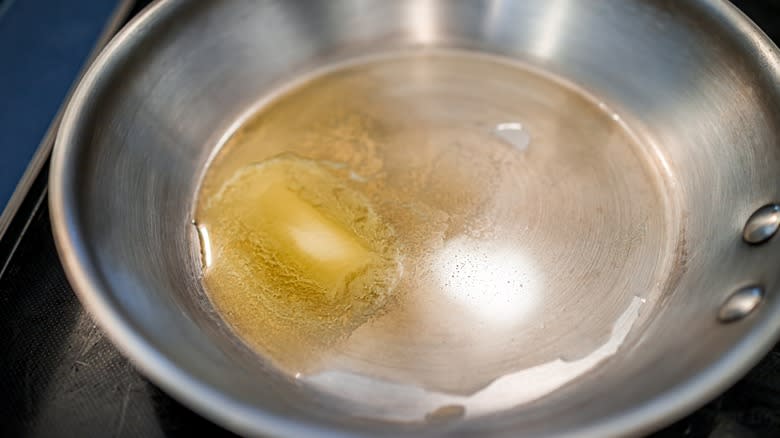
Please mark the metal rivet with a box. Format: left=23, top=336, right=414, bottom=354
left=718, top=286, right=763, bottom=323
left=743, top=204, right=780, bottom=244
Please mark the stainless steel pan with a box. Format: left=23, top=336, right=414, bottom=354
left=49, top=0, right=780, bottom=436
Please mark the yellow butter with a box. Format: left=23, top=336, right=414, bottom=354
left=196, top=153, right=400, bottom=369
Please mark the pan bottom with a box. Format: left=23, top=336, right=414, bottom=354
left=194, top=50, right=680, bottom=422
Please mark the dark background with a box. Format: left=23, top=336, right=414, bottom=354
left=2, top=1, right=780, bottom=437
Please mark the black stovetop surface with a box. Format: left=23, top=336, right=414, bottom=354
left=2, top=1, right=780, bottom=437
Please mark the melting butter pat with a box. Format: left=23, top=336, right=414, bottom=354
left=197, top=154, right=400, bottom=347
left=242, top=163, right=377, bottom=300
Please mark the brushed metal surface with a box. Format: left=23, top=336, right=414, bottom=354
left=49, top=0, right=780, bottom=437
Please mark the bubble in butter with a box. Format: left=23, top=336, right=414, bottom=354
left=196, top=153, right=401, bottom=371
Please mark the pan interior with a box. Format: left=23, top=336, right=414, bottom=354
left=194, top=50, right=679, bottom=421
